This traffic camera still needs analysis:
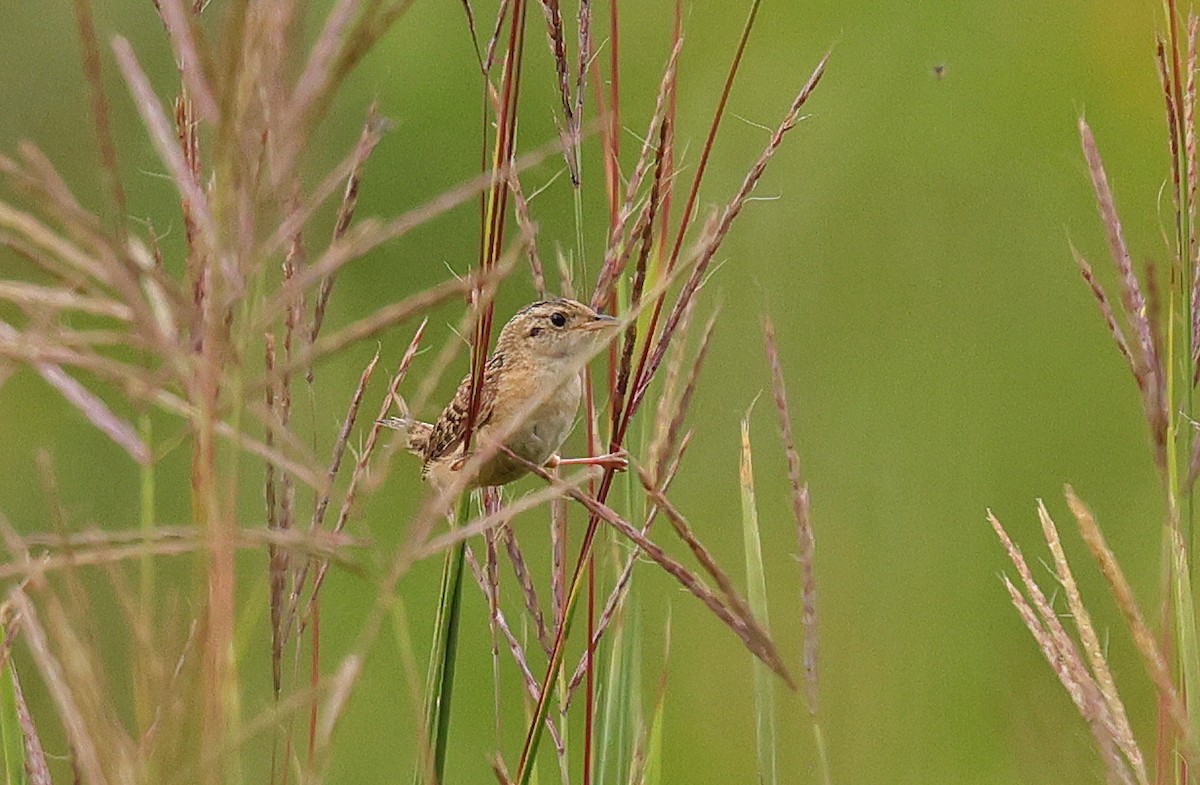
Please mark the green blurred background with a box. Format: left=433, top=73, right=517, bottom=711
left=0, top=0, right=1177, bottom=782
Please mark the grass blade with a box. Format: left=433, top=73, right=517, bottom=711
left=0, top=624, right=22, bottom=785
left=739, top=407, right=776, bottom=785
left=417, top=495, right=470, bottom=785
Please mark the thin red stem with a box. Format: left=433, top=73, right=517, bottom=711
left=607, top=0, right=621, bottom=221
left=627, top=0, right=760, bottom=432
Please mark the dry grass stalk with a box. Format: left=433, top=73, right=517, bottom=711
left=291, top=320, right=429, bottom=637
left=988, top=509, right=1136, bottom=785
left=1078, top=119, right=1166, bottom=461
left=463, top=544, right=567, bottom=755
left=1064, top=488, right=1197, bottom=766
left=637, top=54, right=829, bottom=408
left=264, top=333, right=285, bottom=697
left=635, top=466, right=756, bottom=624
left=1036, top=501, right=1148, bottom=784
left=10, top=589, right=126, bottom=785
left=500, top=525, right=552, bottom=656
left=515, top=455, right=795, bottom=688
left=0, top=527, right=363, bottom=585
left=563, top=430, right=692, bottom=705
left=764, top=316, right=820, bottom=715
left=10, top=652, right=52, bottom=785
left=1071, top=245, right=1136, bottom=374
left=310, top=104, right=387, bottom=355
left=534, top=0, right=580, bottom=183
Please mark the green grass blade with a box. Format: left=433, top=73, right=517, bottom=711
left=416, top=494, right=470, bottom=785
left=642, top=612, right=670, bottom=785
left=598, top=580, right=641, bottom=785
left=739, top=408, right=777, bottom=785
left=1170, top=525, right=1200, bottom=750
left=0, top=628, right=22, bottom=785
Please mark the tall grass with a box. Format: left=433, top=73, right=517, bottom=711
left=989, top=3, right=1200, bottom=784
left=0, top=1, right=830, bottom=783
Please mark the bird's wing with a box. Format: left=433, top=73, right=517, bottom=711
left=421, top=356, right=501, bottom=464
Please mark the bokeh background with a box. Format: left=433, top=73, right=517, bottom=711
left=0, top=1, right=1176, bottom=783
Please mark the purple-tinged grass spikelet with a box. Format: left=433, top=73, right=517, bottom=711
left=1078, top=119, right=1160, bottom=409
left=10, top=656, right=51, bottom=785
left=310, top=104, right=386, bottom=359
left=638, top=53, right=828, bottom=405
left=71, top=0, right=128, bottom=245
left=998, top=575, right=1134, bottom=785
left=500, top=525, right=552, bottom=656
left=763, top=316, right=820, bottom=714
left=1071, top=244, right=1136, bottom=376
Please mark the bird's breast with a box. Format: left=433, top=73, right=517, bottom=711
left=495, top=367, right=582, bottom=466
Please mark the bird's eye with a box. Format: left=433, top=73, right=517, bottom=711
left=550, top=312, right=567, bottom=328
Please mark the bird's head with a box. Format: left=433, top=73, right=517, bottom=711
left=496, top=298, right=620, bottom=364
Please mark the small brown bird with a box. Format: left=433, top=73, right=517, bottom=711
left=385, top=298, right=625, bottom=488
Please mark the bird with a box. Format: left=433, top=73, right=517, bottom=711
left=383, top=298, right=626, bottom=489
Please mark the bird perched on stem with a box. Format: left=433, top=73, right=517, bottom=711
left=383, top=298, right=626, bottom=488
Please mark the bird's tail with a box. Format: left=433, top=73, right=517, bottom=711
left=378, top=395, right=431, bottom=455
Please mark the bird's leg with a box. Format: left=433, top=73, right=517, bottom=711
left=546, top=448, right=629, bottom=473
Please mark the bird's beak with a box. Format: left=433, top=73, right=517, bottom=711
left=579, top=313, right=621, bottom=332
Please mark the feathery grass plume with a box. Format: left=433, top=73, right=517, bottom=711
left=1078, top=120, right=1166, bottom=469
left=1063, top=488, right=1198, bottom=768
left=988, top=508, right=1136, bottom=785
left=1053, top=12, right=1200, bottom=779
left=763, top=319, right=820, bottom=711
left=500, top=525, right=552, bottom=655
left=763, top=316, right=832, bottom=784
left=1036, top=500, right=1148, bottom=784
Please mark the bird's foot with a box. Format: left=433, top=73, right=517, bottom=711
left=548, top=448, right=629, bottom=473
